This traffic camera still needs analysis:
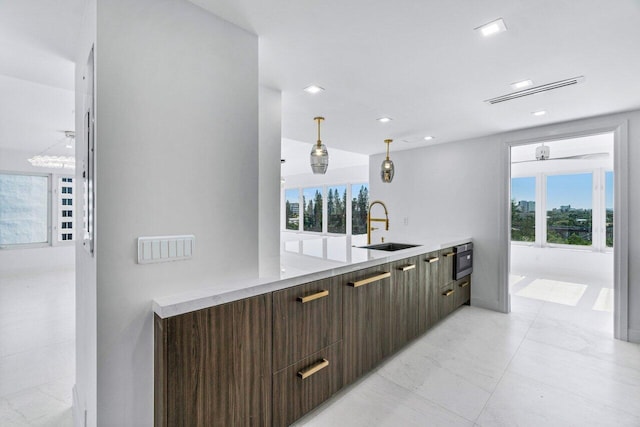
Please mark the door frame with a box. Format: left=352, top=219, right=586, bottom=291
left=500, top=117, right=629, bottom=340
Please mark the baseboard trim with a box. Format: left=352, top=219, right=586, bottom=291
left=628, top=328, right=640, bottom=344
left=72, top=385, right=83, bottom=427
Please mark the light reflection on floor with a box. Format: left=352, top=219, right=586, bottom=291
left=510, top=274, right=613, bottom=312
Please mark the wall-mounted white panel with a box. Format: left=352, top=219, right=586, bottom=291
left=137, top=235, right=195, bottom=264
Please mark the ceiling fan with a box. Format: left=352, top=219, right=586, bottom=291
left=513, top=143, right=609, bottom=163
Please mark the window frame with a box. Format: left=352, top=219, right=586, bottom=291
left=282, top=182, right=368, bottom=237
left=511, top=168, right=612, bottom=252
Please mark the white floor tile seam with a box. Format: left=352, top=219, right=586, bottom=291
left=472, top=300, right=542, bottom=424
left=372, top=366, right=480, bottom=425
left=373, top=370, right=478, bottom=424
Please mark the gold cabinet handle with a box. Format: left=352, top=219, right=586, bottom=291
left=426, top=257, right=439, bottom=263
left=397, top=264, right=416, bottom=272
left=444, top=252, right=455, bottom=258
left=459, top=281, right=470, bottom=288
left=297, top=358, right=329, bottom=379
left=349, top=272, right=391, bottom=287
left=443, top=289, right=455, bottom=297
left=297, top=290, right=329, bottom=304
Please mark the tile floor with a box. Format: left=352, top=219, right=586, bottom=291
left=2, top=269, right=639, bottom=426
left=295, top=276, right=640, bottom=426
left=0, top=268, right=75, bottom=426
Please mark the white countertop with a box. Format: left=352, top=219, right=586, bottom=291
left=152, top=235, right=472, bottom=319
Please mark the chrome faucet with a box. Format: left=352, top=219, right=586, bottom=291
left=367, top=200, right=389, bottom=244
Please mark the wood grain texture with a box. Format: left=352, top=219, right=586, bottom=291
left=154, top=314, right=166, bottom=427
left=156, top=294, right=272, bottom=427
left=439, top=248, right=455, bottom=288
left=418, top=251, right=440, bottom=332
left=390, top=256, right=420, bottom=351
left=438, top=282, right=457, bottom=319
left=272, top=342, right=343, bottom=427
left=272, top=277, right=342, bottom=372
left=455, top=276, right=471, bottom=307
left=342, top=266, right=392, bottom=386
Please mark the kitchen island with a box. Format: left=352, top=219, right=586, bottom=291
left=153, top=235, right=472, bottom=426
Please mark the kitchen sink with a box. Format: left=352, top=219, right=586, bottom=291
left=358, top=242, right=421, bottom=251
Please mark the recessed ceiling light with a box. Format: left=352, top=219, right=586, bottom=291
left=303, top=85, right=324, bottom=94
left=423, top=136, right=434, bottom=141
left=511, top=79, right=533, bottom=90
left=532, top=110, right=547, bottom=116
left=377, top=117, right=392, bottom=123
left=66, top=144, right=73, bottom=149
left=476, top=18, right=507, bottom=37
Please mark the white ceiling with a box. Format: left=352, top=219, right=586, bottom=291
left=2, top=0, right=639, bottom=160
left=192, top=0, right=640, bottom=155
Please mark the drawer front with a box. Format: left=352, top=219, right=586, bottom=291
left=272, top=341, right=343, bottom=427
left=439, top=248, right=456, bottom=287
left=454, top=276, right=471, bottom=308
left=419, top=251, right=440, bottom=332
left=438, top=282, right=457, bottom=319
left=273, top=277, right=342, bottom=371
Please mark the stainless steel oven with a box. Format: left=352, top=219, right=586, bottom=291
left=453, top=242, right=473, bottom=280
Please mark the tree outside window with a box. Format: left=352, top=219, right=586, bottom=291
left=546, top=173, right=593, bottom=246
left=511, top=177, right=535, bottom=242
left=285, top=189, right=300, bottom=230
left=303, top=187, right=322, bottom=232
left=327, top=185, right=347, bottom=234
left=351, top=183, right=369, bottom=235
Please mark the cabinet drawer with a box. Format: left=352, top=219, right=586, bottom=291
left=455, top=276, right=471, bottom=308
left=273, top=278, right=342, bottom=371
left=438, top=282, right=457, bottom=319
left=438, top=248, right=456, bottom=287
left=272, top=341, right=343, bottom=427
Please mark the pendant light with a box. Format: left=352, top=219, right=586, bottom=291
left=380, top=139, right=394, bottom=183
left=310, top=116, right=329, bottom=174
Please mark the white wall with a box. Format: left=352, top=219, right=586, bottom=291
left=370, top=109, right=639, bottom=343
left=74, top=0, right=96, bottom=425
left=511, top=244, right=613, bottom=284
left=74, top=1, right=260, bottom=425
left=259, top=86, right=281, bottom=277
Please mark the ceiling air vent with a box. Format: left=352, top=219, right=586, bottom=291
left=484, top=76, right=585, bottom=104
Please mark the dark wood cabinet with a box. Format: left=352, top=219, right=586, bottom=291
left=272, top=342, right=342, bottom=427
left=154, top=294, right=272, bottom=427
left=418, top=251, right=440, bottom=332
left=342, top=267, right=392, bottom=386
left=155, top=245, right=471, bottom=427
left=439, top=247, right=456, bottom=288
left=390, top=257, right=420, bottom=351
left=455, top=276, right=471, bottom=307
left=272, top=277, right=342, bottom=372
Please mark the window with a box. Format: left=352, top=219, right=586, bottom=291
left=62, top=187, right=72, bottom=194
left=285, top=189, right=300, bottom=231
left=303, top=187, right=322, bottom=232
left=62, top=198, right=72, bottom=206
left=511, top=177, right=535, bottom=242
left=546, top=173, right=593, bottom=246
left=0, top=173, right=49, bottom=246
left=62, top=177, right=73, bottom=183
left=327, top=185, right=346, bottom=234
left=351, top=183, right=369, bottom=235
left=605, top=171, right=614, bottom=248
left=62, top=210, right=72, bottom=217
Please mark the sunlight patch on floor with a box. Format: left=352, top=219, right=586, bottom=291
left=515, top=279, right=587, bottom=306
left=509, top=274, right=525, bottom=287
left=592, top=287, right=614, bottom=312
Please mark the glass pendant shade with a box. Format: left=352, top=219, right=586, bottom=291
left=310, top=143, right=329, bottom=174
left=380, top=139, right=394, bottom=183
left=310, top=116, right=329, bottom=174
left=381, top=158, right=394, bottom=182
